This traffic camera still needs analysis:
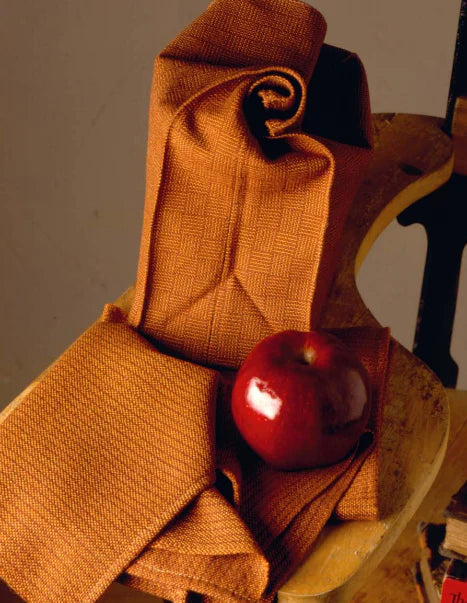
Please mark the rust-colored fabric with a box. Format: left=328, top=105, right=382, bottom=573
left=0, top=305, right=219, bottom=603
left=333, top=328, right=392, bottom=521
left=0, top=1, right=394, bottom=603
left=128, top=0, right=372, bottom=369
left=118, top=328, right=393, bottom=603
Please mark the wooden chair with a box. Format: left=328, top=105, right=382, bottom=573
left=0, top=112, right=455, bottom=603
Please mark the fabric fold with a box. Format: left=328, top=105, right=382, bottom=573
left=0, top=1, right=393, bottom=602
left=0, top=305, right=219, bottom=603
left=120, top=328, right=393, bottom=603
left=129, top=0, right=373, bottom=369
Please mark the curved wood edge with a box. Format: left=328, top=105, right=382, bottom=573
left=356, top=119, right=455, bottom=274
left=321, top=114, right=454, bottom=330
left=278, top=361, right=450, bottom=602
left=453, top=96, right=467, bottom=175
left=349, top=387, right=467, bottom=602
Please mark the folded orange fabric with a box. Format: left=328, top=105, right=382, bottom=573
left=119, top=327, right=392, bottom=603
left=129, top=0, right=377, bottom=523
left=0, top=1, right=394, bottom=602
left=129, top=0, right=372, bottom=369
left=0, top=315, right=392, bottom=603
left=0, top=305, right=219, bottom=603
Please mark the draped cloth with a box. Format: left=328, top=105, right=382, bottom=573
left=0, top=1, right=394, bottom=602
left=129, top=0, right=373, bottom=368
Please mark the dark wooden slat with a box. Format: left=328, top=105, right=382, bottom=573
left=397, top=173, right=467, bottom=388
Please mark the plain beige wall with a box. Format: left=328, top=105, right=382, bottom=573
left=1, top=0, right=465, bottom=408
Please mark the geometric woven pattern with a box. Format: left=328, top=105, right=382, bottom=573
left=129, top=0, right=373, bottom=369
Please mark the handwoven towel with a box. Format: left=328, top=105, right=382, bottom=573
left=0, top=305, right=219, bottom=603
left=128, top=0, right=372, bottom=369
left=129, top=0, right=377, bottom=523
left=119, top=327, right=392, bottom=603
left=0, top=1, right=393, bottom=602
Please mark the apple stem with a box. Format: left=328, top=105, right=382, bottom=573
left=302, top=347, right=316, bottom=365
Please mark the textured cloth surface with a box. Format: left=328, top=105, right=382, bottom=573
left=0, top=1, right=393, bottom=602
left=120, top=328, right=392, bottom=603
left=129, top=0, right=372, bottom=369
left=0, top=305, right=219, bottom=603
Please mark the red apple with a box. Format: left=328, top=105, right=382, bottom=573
left=231, top=330, right=371, bottom=470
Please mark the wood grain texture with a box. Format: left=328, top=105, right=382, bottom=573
left=352, top=388, right=467, bottom=603
left=0, top=114, right=454, bottom=603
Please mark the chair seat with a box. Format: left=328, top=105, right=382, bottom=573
left=0, top=114, right=453, bottom=603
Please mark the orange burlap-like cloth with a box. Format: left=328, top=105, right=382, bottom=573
left=129, top=0, right=373, bottom=368
left=119, top=327, right=392, bottom=603
left=0, top=1, right=394, bottom=602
